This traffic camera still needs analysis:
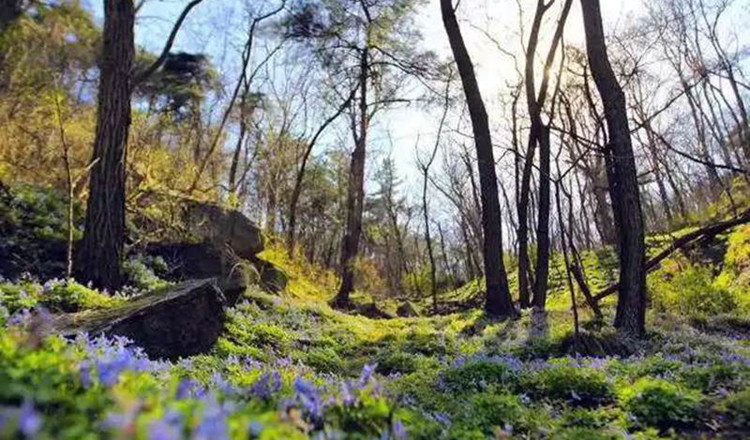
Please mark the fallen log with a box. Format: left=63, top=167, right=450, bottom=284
left=591, top=207, right=750, bottom=304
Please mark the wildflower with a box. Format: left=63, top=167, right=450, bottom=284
left=250, top=371, right=281, bottom=400
left=210, top=373, right=235, bottom=395
left=7, top=309, right=32, bottom=328
left=148, top=417, right=181, bottom=440
left=79, top=361, right=93, bottom=388
left=294, top=378, right=324, bottom=421
left=176, top=378, right=197, bottom=399
left=340, top=381, right=356, bottom=406
left=276, top=357, right=293, bottom=368
left=19, top=399, right=41, bottom=438
left=193, top=394, right=228, bottom=440
left=392, top=420, right=407, bottom=439
left=243, top=357, right=263, bottom=371
left=432, top=412, right=451, bottom=426
left=357, top=363, right=377, bottom=388
left=248, top=421, right=263, bottom=438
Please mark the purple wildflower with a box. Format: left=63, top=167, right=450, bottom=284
left=341, top=381, right=356, bottom=406
left=176, top=379, right=197, bottom=399
left=19, top=399, right=41, bottom=438
left=294, top=378, right=324, bottom=421
left=148, top=418, right=180, bottom=440
left=248, top=421, right=263, bottom=438
left=7, top=309, right=32, bottom=328
left=392, top=420, right=407, bottom=439
left=193, top=394, right=228, bottom=440
left=250, top=371, right=281, bottom=400
left=357, top=363, right=377, bottom=389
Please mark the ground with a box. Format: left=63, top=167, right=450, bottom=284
left=0, top=186, right=749, bottom=439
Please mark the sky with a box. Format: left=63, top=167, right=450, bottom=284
left=83, top=0, right=746, bottom=203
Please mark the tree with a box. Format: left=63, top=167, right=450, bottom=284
left=74, top=0, right=135, bottom=290
left=286, top=87, right=356, bottom=255
left=76, top=0, right=206, bottom=290
left=521, top=0, right=572, bottom=310
left=288, top=0, right=430, bottom=308
left=580, top=0, right=647, bottom=336
left=416, top=70, right=452, bottom=312
left=440, top=0, right=516, bottom=318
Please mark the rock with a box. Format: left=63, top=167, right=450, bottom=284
left=181, top=200, right=264, bottom=259
left=52, top=279, right=229, bottom=360
left=396, top=301, right=420, bottom=318
left=356, top=302, right=395, bottom=320
left=144, top=242, right=284, bottom=298
left=250, top=257, right=288, bottom=294
left=145, top=242, right=228, bottom=280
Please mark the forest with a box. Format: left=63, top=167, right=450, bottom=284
left=0, top=0, right=749, bottom=438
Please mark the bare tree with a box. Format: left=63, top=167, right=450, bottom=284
left=441, top=0, right=516, bottom=318
left=581, top=0, right=647, bottom=336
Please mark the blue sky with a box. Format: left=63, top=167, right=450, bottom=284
left=83, top=0, right=748, bottom=208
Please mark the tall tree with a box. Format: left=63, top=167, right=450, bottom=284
left=417, top=71, right=451, bottom=312
left=76, top=0, right=205, bottom=290
left=288, top=0, right=429, bottom=307
left=440, top=0, right=516, bottom=318
left=74, top=0, right=135, bottom=290
left=580, top=0, right=647, bottom=336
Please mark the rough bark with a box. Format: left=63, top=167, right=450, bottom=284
left=75, top=0, right=135, bottom=291
left=332, top=48, right=368, bottom=309
left=532, top=125, right=552, bottom=308
left=580, top=0, right=647, bottom=337
left=441, top=0, right=516, bottom=318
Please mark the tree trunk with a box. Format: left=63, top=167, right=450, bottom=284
left=332, top=48, right=368, bottom=309
left=441, top=0, right=516, bottom=318
left=532, top=125, right=552, bottom=309
left=517, top=0, right=546, bottom=309
left=580, top=0, right=647, bottom=337
left=76, top=0, right=135, bottom=291
left=287, top=91, right=354, bottom=255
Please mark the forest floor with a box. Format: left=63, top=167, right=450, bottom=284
left=1, top=187, right=750, bottom=439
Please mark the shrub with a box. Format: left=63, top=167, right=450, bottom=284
left=649, top=262, right=736, bottom=318
left=441, top=358, right=519, bottom=393
left=243, top=322, right=293, bottom=348
left=305, top=347, right=345, bottom=373
left=680, top=362, right=745, bottom=393
left=39, top=279, right=123, bottom=312
left=450, top=393, right=523, bottom=436
left=719, top=388, right=750, bottom=429
left=0, top=279, right=123, bottom=314
left=559, top=408, right=616, bottom=429
left=552, top=427, right=625, bottom=440
left=122, top=255, right=171, bottom=292
left=401, top=331, right=455, bottom=357
left=327, top=393, right=394, bottom=439
left=620, top=378, right=702, bottom=430
left=523, top=366, right=614, bottom=407
left=376, top=350, right=418, bottom=375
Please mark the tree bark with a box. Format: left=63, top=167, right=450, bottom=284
left=580, top=0, right=647, bottom=337
left=332, top=48, right=368, bottom=309
left=441, top=0, right=516, bottom=318
left=532, top=125, right=552, bottom=308
left=75, top=0, right=135, bottom=291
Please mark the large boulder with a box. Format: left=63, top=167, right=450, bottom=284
left=53, top=279, right=231, bottom=360
left=143, top=242, right=285, bottom=298
left=181, top=200, right=264, bottom=259
left=396, top=301, right=420, bottom=318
